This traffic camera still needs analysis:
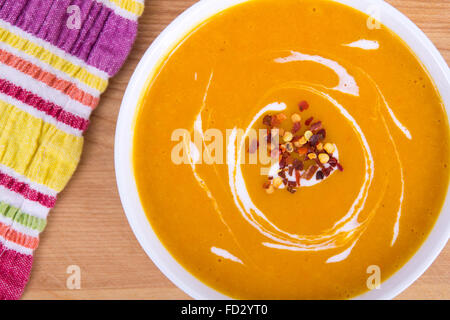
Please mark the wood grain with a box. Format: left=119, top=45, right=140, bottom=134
left=21, top=0, right=450, bottom=300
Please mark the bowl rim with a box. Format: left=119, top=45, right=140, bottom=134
left=114, top=0, right=450, bottom=300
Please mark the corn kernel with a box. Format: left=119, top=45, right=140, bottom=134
left=324, top=143, right=335, bottom=154
left=308, top=153, right=317, bottom=160
left=273, top=177, right=283, bottom=188
left=291, top=113, right=301, bottom=123
left=294, top=137, right=307, bottom=148
left=283, top=131, right=293, bottom=142
left=304, top=130, right=313, bottom=141
left=319, top=153, right=330, bottom=164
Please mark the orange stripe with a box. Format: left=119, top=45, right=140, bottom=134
left=0, top=49, right=99, bottom=109
left=0, top=222, right=39, bottom=250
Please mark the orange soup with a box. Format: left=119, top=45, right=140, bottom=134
left=133, top=0, right=449, bottom=299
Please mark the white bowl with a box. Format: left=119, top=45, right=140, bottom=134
left=115, top=0, right=450, bottom=300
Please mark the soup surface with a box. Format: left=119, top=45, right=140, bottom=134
left=133, top=0, right=449, bottom=299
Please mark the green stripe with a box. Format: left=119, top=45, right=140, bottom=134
left=0, top=201, right=46, bottom=232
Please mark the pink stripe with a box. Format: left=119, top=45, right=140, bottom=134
left=0, top=242, right=33, bottom=300
left=0, top=78, right=89, bottom=132
left=0, top=49, right=100, bottom=109
left=0, top=171, right=56, bottom=208
left=0, top=0, right=138, bottom=76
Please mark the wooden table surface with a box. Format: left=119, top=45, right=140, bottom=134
left=21, top=0, right=449, bottom=300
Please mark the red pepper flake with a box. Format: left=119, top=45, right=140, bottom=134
left=310, top=121, right=322, bottom=132
left=286, top=185, right=297, bottom=194
left=292, top=121, right=301, bottom=133
left=337, top=162, right=344, bottom=171
left=277, top=113, right=287, bottom=122
left=328, top=157, right=338, bottom=167
left=288, top=165, right=294, bottom=176
left=316, top=128, right=326, bottom=140
left=262, top=181, right=271, bottom=189
left=309, top=134, right=320, bottom=147
left=271, top=117, right=280, bottom=127
left=293, top=159, right=304, bottom=171
left=266, top=130, right=272, bottom=143
left=316, top=171, right=324, bottom=180
left=271, top=113, right=287, bottom=126
left=303, top=165, right=319, bottom=180
left=323, top=166, right=332, bottom=177
left=305, top=117, right=314, bottom=126
left=286, top=155, right=294, bottom=165
left=297, top=147, right=308, bottom=155
left=314, top=159, right=326, bottom=172
left=295, top=170, right=301, bottom=186
left=279, top=158, right=287, bottom=169
left=263, top=115, right=272, bottom=126
left=299, top=100, right=309, bottom=112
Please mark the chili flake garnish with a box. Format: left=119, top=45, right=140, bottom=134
left=255, top=100, right=344, bottom=194
left=299, top=100, right=309, bottom=112
left=316, top=171, right=324, bottom=180
left=310, top=121, right=322, bottom=132
left=262, top=115, right=272, bottom=126
left=292, top=121, right=301, bottom=133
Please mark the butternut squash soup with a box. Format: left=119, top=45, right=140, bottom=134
left=133, top=0, right=449, bottom=299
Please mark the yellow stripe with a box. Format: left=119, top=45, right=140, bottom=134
left=111, top=0, right=144, bottom=17
left=0, top=100, right=83, bottom=192
left=0, top=27, right=108, bottom=93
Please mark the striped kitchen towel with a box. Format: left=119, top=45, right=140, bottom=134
left=0, top=0, right=143, bottom=299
